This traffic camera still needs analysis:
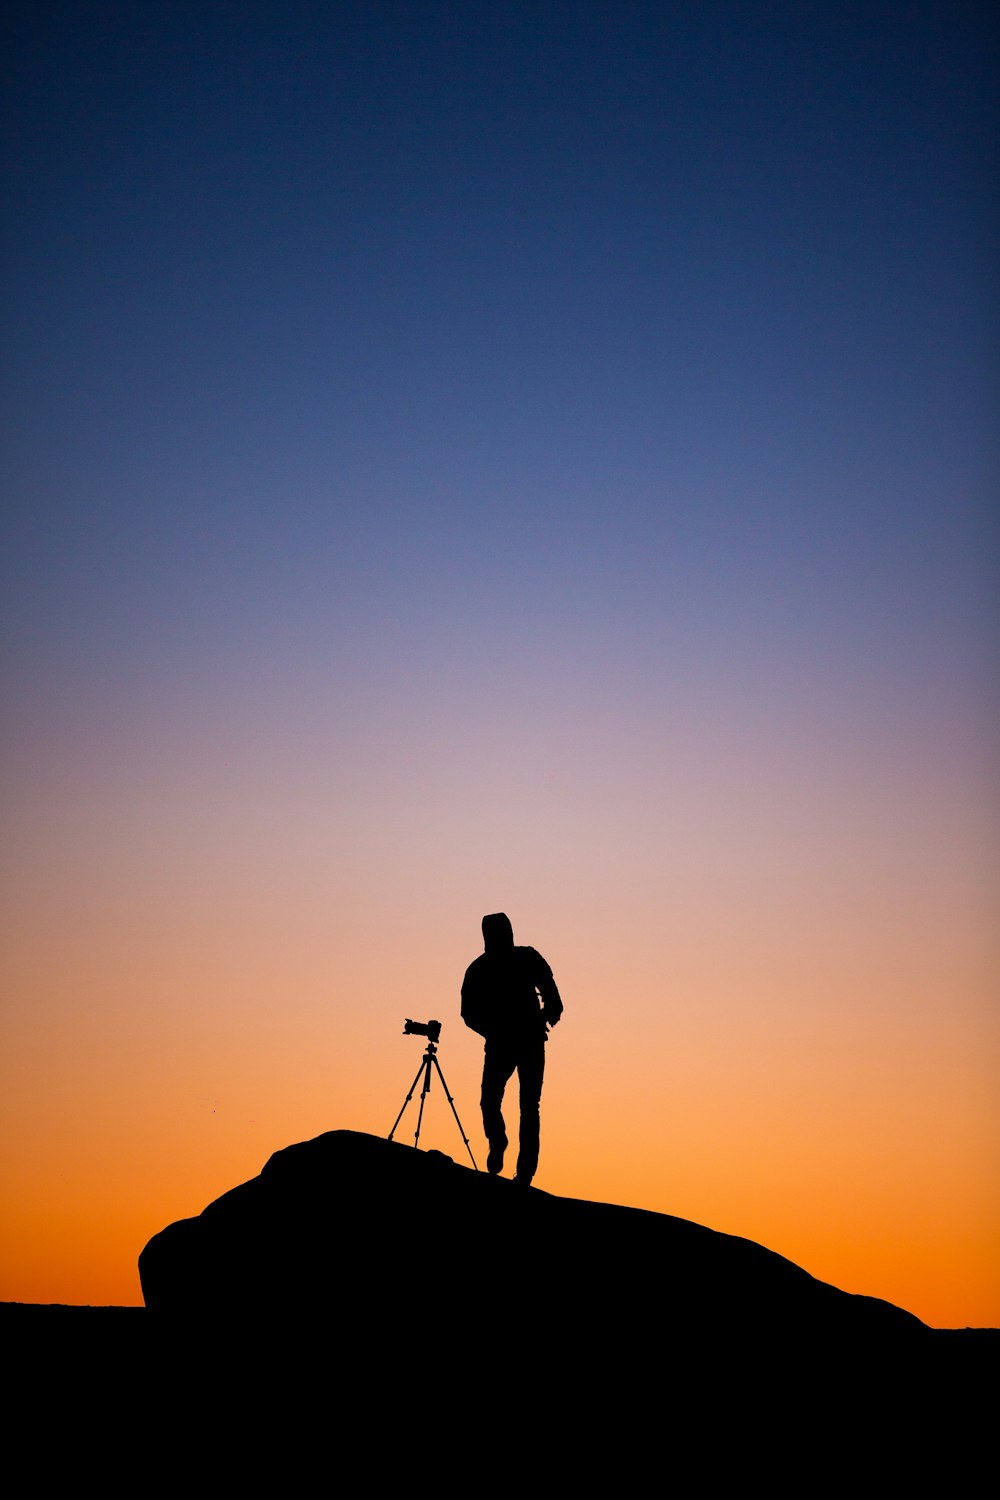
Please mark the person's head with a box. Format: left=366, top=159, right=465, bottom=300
left=482, top=912, right=514, bottom=951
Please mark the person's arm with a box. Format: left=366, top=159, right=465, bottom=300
left=534, top=952, right=563, bottom=1027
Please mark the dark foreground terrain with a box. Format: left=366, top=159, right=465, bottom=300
left=5, top=1131, right=995, bottom=1480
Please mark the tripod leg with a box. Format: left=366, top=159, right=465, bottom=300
left=431, top=1055, right=479, bottom=1171
left=388, top=1059, right=429, bottom=1142
left=412, top=1056, right=433, bottom=1149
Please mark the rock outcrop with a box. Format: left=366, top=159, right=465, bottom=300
left=140, top=1129, right=926, bottom=1362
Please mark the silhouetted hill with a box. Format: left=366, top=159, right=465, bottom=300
left=141, top=1129, right=928, bottom=1349
left=131, top=1130, right=996, bottom=1477
left=5, top=1131, right=995, bottom=1479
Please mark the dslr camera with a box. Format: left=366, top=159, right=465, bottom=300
left=403, top=1018, right=441, bottom=1044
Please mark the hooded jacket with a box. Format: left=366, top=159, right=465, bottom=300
left=461, top=912, right=563, bottom=1042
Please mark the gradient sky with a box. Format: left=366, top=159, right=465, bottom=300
left=2, top=3, right=997, bottom=1324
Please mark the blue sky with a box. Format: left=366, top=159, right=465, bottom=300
left=5, top=5, right=995, bottom=710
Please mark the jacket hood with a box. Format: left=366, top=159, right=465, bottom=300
left=482, top=912, right=514, bottom=952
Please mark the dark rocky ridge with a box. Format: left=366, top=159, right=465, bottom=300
left=4, top=1131, right=995, bottom=1481
left=131, top=1129, right=997, bottom=1477
left=140, top=1128, right=924, bottom=1352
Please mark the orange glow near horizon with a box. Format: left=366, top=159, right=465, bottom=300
left=1, top=801, right=996, bottom=1326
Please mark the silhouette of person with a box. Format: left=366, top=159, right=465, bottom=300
left=461, top=912, right=563, bottom=1185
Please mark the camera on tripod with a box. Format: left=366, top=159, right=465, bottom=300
left=389, top=1017, right=477, bottom=1168
left=403, top=1018, right=441, bottom=1043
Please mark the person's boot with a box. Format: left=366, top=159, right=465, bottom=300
left=514, top=1140, right=538, bottom=1186
left=486, top=1135, right=507, bottom=1174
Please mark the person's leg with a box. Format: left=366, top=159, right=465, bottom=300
left=514, top=1039, right=546, bottom=1184
left=481, top=1039, right=516, bottom=1174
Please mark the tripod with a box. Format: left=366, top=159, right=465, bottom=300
left=388, top=1040, right=479, bottom=1170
